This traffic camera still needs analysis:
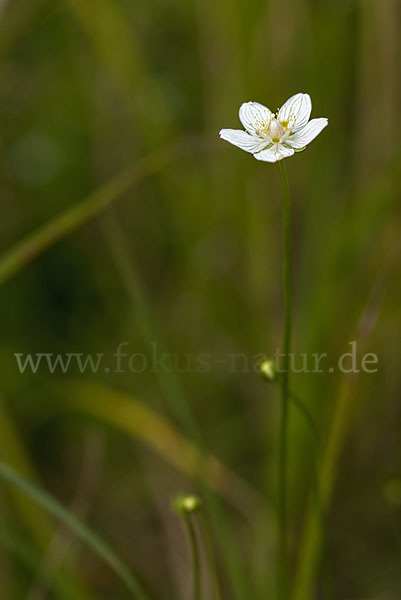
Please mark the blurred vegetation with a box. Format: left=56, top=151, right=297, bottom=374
left=0, top=0, right=400, bottom=598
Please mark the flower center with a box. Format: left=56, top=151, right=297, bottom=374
left=267, top=118, right=285, bottom=143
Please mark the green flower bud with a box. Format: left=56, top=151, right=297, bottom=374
left=172, top=493, right=202, bottom=515
left=259, top=358, right=279, bottom=383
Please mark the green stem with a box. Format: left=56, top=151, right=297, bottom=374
left=289, top=392, right=318, bottom=446
left=277, top=160, right=292, bottom=598
left=182, top=514, right=201, bottom=600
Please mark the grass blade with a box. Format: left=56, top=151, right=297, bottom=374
left=0, top=528, right=91, bottom=600
left=0, top=461, right=151, bottom=600
left=293, top=269, right=392, bottom=600
left=99, top=211, right=252, bottom=600
left=46, top=379, right=265, bottom=518
left=0, top=137, right=207, bottom=288
left=0, top=395, right=53, bottom=547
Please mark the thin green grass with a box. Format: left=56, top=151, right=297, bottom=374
left=0, top=461, right=151, bottom=600
left=0, top=397, right=53, bottom=547
left=99, top=210, right=252, bottom=600
left=0, top=528, right=92, bottom=600
left=293, top=268, right=393, bottom=600
left=0, top=137, right=206, bottom=288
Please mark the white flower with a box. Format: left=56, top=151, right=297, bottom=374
left=219, top=93, right=328, bottom=163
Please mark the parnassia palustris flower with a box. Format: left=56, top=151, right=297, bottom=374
left=219, top=93, right=328, bottom=162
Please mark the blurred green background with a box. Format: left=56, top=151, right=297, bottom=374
left=0, top=0, right=400, bottom=598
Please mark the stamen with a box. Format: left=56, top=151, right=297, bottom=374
left=280, top=109, right=297, bottom=133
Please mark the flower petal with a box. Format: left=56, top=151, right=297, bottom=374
left=278, top=93, right=311, bottom=132
left=219, top=129, right=267, bottom=154
left=286, top=118, right=328, bottom=149
left=253, top=144, right=294, bottom=163
left=239, top=102, right=272, bottom=134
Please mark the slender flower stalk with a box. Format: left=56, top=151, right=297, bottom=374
left=277, top=160, right=292, bottom=598
left=172, top=495, right=202, bottom=600
left=185, top=513, right=201, bottom=600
